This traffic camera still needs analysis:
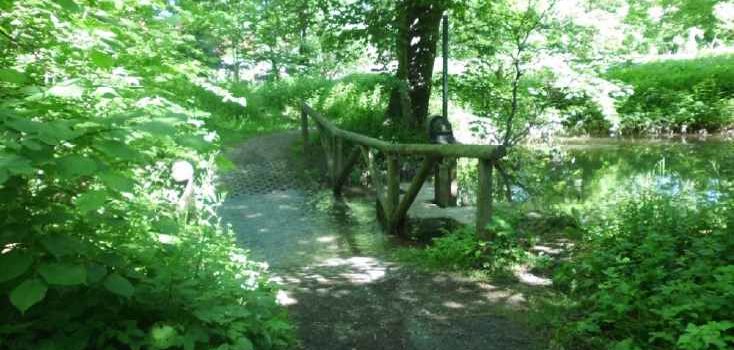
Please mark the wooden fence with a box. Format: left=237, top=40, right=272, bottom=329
left=301, top=103, right=505, bottom=239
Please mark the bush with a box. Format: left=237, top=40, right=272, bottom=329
left=0, top=1, right=292, bottom=348
left=397, top=206, right=548, bottom=273
left=608, top=55, right=734, bottom=134
left=220, top=74, right=423, bottom=143
left=553, top=195, right=734, bottom=350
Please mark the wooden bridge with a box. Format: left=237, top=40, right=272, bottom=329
left=301, top=103, right=505, bottom=240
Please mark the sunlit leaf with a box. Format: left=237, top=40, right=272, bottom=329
left=48, top=83, right=84, bottom=99
left=10, top=279, right=47, bottom=313
left=90, top=49, right=114, bottom=68
left=57, top=155, right=97, bottom=178
left=56, top=0, right=80, bottom=12
left=139, top=121, right=178, bottom=136
left=0, top=153, right=34, bottom=176
left=150, top=324, right=178, bottom=349
left=94, top=140, right=140, bottom=161
left=0, top=68, right=27, bottom=84
left=94, top=86, right=118, bottom=97
left=177, top=135, right=214, bottom=152
left=76, top=190, right=108, bottom=213
left=154, top=218, right=179, bottom=234
left=99, top=172, right=136, bottom=192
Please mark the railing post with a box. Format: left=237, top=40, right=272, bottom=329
left=301, top=103, right=309, bottom=154
left=476, top=159, right=494, bottom=241
left=434, top=158, right=457, bottom=207
left=386, top=154, right=400, bottom=233
left=333, top=137, right=344, bottom=185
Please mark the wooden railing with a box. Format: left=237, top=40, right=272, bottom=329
left=301, top=103, right=505, bottom=239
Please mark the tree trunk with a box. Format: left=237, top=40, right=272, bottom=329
left=387, top=1, right=445, bottom=131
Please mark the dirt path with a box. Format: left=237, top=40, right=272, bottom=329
left=218, top=132, right=540, bottom=350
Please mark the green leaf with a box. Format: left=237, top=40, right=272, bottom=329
left=215, top=155, right=236, bottom=172
left=0, top=251, right=33, bottom=282
left=10, top=279, right=47, bottom=313
left=93, top=86, right=118, bottom=98
left=150, top=324, right=179, bottom=349
left=86, top=263, right=107, bottom=284
left=5, top=118, right=41, bottom=134
left=0, top=68, right=27, bottom=84
left=0, top=153, right=34, bottom=176
left=90, top=49, right=114, bottom=68
left=177, top=135, right=214, bottom=152
left=99, top=172, right=136, bottom=192
left=76, top=190, right=108, bottom=213
left=0, top=170, right=8, bottom=186
left=232, top=337, right=254, bottom=350
left=103, top=273, right=135, bottom=298
left=38, top=121, right=80, bottom=145
left=138, top=121, right=178, bottom=136
left=57, top=155, right=97, bottom=178
left=40, top=235, right=82, bottom=258
left=55, top=0, right=80, bottom=12
left=38, top=262, right=87, bottom=286
left=94, top=140, right=140, bottom=161
left=48, top=83, right=84, bottom=99
left=154, top=218, right=179, bottom=235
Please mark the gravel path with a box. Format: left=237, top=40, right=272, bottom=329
left=218, top=132, right=540, bottom=350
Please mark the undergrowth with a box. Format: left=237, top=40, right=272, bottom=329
left=209, top=74, right=423, bottom=144
left=547, top=195, right=734, bottom=350
left=0, top=1, right=293, bottom=348
left=608, top=55, right=734, bottom=134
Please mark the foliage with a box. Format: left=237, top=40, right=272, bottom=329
left=396, top=205, right=564, bottom=274
left=222, top=74, right=422, bottom=142
left=0, top=0, right=292, bottom=348
left=552, top=195, right=734, bottom=350
left=608, top=54, right=734, bottom=133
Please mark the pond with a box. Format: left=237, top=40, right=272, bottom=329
left=459, top=137, right=734, bottom=210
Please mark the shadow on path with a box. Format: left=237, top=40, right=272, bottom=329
left=218, top=132, right=541, bottom=350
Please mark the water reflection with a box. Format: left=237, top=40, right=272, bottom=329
left=473, top=138, right=733, bottom=209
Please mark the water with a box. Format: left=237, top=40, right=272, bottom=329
left=518, top=138, right=734, bottom=208
left=456, top=138, right=733, bottom=210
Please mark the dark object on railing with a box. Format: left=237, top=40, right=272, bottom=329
left=428, top=116, right=458, bottom=207
left=428, top=115, right=456, bottom=145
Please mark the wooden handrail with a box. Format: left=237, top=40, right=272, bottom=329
left=302, top=104, right=506, bottom=160
left=301, top=102, right=500, bottom=240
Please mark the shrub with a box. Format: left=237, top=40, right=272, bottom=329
left=397, top=206, right=548, bottom=273
left=553, top=195, right=734, bottom=350
left=0, top=1, right=292, bottom=348
left=221, top=74, right=423, bottom=143
left=608, top=55, right=734, bottom=134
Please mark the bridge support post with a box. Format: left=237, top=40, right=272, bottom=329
left=385, top=155, right=400, bottom=231
left=333, top=137, right=344, bottom=185
left=434, top=158, right=457, bottom=207
left=390, top=157, right=439, bottom=235
left=476, top=159, right=494, bottom=241
left=334, top=146, right=361, bottom=197
left=301, top=104, right=309, bottom=154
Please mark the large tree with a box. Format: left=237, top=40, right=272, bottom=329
left=388, top=0, right=449, bottom=129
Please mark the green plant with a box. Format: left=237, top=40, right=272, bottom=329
left=608, top=55, right=734, bottom=134
left=0, top=0, right=292, bottom=348
left=552, top=195, right=734, bottom=350
left=396, top=206, right=550, bottom=273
